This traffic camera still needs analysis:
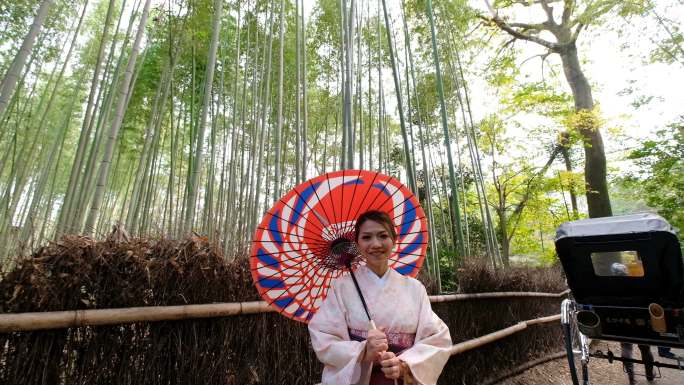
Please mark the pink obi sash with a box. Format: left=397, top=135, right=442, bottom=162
left=349, top=328, right=416, bottom=385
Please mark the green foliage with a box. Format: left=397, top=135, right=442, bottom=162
left=411, top=72, right=441, bottom=126
left=436, top=245, right=460, bottom=292
left=0, top=0, right=681, bottom=266
left=0, top=0, right=78, bottom=66
left=0, top=0, right=41, bottom=52
left=627, top=117, right=684, bottom=236
left=509, top=188, right=573, bottom=266
left=477, top=109, right=571, bottom=266
left=484, top=52, right=519, bottom=88
left=405, top=0, right=474, bottom=42
left=608, top=176, right=651, bottom=216
left=308, top=0, right=343, bottom=80
left=649, top=23, right=684, bottom=65
left=503, top=82, right=573, bottom=119
left=560, top=106, right=605, bottom=149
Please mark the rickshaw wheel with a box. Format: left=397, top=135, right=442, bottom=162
left=563, top=321, right=582, bottom=385
left=581, top=361, right=589, bottom=385
left=562, top=300, right=590, bottom=385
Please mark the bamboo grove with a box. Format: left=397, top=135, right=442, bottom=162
left=1, top=0, right=682, bottom=283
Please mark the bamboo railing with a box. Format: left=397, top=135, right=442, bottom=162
left=448, top=314, right=561, bottom=355
left=0, top=290, right=569, bottom=333
left=430, top=289, right=569, bottom=302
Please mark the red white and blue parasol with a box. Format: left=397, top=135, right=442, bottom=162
left=250, top=169, right=428, bottom=323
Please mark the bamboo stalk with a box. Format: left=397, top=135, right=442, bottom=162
left=430, top=290, right=570, bottom=302
left=449, top=314, right=561, bottom=356
left=526, top=314, right=562, bottom=325
left=0, top=291, right=567, bottom=333
left=450, top=322, right=527, bottom=356
left=0, top=0, right=55, bottom=118
left=425, top=0, right=465, bottom=257
left=0, top=301, right=275, bottom=333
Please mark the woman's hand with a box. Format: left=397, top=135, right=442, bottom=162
left=379, top=351, right=407, bottom=380
left=363, top=328, right=388, bottom=363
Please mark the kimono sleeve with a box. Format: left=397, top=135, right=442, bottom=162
left=398, top=283, right=452, bottom=385
left=308, top=280, right=371, bottom=385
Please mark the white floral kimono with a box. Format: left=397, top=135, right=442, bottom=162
left=308, top=265, right=452, bottom=385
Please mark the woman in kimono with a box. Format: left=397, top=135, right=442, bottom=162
left=308, top=210, right=452, bottom=385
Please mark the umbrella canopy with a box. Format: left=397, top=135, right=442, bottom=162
left=250, top=170, right=428, bottom=323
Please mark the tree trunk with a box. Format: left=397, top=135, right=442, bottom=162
left=560, top=146, right=579, bottom=217
left=347, top=0, right=355, bottom=170
left=39, top=111, right=71, bottom=243
left=183, top=0, right=223, bottom=234
left=0, top=0, right=55, bottom=118
left=425, top=0, right=465, bottom=257
left=0, top=3, right=87, bottom=245
left=140, top=115, right=164, bottom=234
left=381, top=0, right=416, bottom=192
left=84, top=0, right=152, bottom=235
left=69, top=0, right=138, bottom=234
left=126, top=64, right=168, bottom=232
left=244, top=16, right=263, bottom=238
left=250, top=3, right=275, bottom=233
left=0, top=41, right=41, bottom=128
left=274, top=0, right=285, bottom=200
left=223, top=3, right=245, bottom=250
left=57, top=0, right=118, bottom=237
left=499, top=209, right=511, bottom=267
left=558, top=43, right=612, bottom=218
left=294, top=0, right=301, bottom=183
left=204, top=72, right=221, bottom=236
left=402, top=0, right=441, bottom=289
left=20, top=68, right=85, bottom=246
left=451, top=41, right=502, bottom=265
left=300, top=0, right=308, bottom=182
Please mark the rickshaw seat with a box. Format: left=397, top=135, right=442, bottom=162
left=555, top=213, right=684, bottom=347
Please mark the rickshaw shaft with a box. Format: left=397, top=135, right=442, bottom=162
left=590, top=352, right=684, bottom=370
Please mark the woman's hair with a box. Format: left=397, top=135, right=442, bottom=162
left=354, top=210, right=397, bottom=241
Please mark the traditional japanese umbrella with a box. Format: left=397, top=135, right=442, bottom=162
left=250, top=169, right=428, bottom=323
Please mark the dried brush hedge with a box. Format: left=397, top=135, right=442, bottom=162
left=0, top=236, right=566, bottom=385
left=456, top=258, right=566, bottom=293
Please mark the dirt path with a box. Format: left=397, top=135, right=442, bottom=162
left=499, top=342, right=684, bottom=385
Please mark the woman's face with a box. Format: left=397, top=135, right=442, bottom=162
left=356, top=219, right=395, bottom=273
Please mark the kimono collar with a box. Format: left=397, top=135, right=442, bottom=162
left=362, top=264, right=392, bottom=287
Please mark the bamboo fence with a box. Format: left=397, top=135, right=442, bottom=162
left=448, top=314, right=561, bottom=355
left=0, top=290, right=569, bottom=333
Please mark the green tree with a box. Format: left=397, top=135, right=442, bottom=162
left=627, top=117, right=684, bottom=236
left=0, top=0, right=55, bottom=118
left=482, top=0, right=639, bottom=219
left=479, top=115, right=564, bottom=265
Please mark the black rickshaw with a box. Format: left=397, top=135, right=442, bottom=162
left=555, top=213, right=684, bottom=385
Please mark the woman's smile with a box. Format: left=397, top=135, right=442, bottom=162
left=356, top=219, right=396, bottom=276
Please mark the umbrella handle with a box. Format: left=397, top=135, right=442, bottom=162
left=367, top=321, right=399, bottom=385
